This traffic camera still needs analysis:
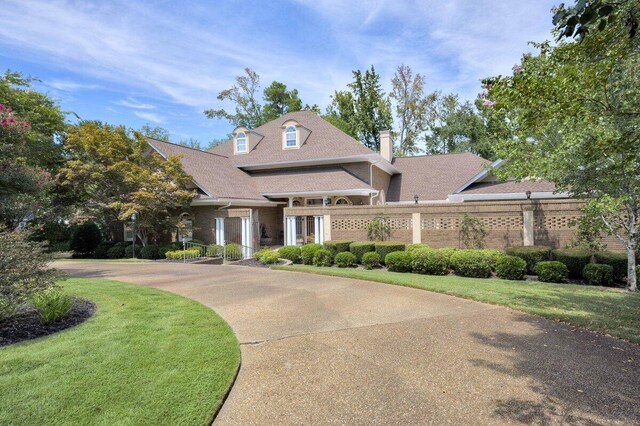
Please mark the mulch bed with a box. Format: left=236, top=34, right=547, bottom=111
left=230, top=258, right=289, bottom=268
left=0, top=298, right=96, bottom=347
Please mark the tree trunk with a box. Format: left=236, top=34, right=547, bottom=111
left=627, top=243, right=637, bottom=291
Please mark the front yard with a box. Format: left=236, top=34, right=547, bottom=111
left=276, top=265, right=640, bottom=344
left=0, top=278, right=240, bottom=425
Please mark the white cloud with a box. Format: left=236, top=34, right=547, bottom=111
left=134, top=111, right=164, bottom=124
left=47, top=79, right=100, bottom=91
left=114, top=97, right=156, bottom=110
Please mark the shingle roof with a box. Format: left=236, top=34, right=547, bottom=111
left=209, top=110, right=374, bottom=165
left=460, top=180, right=557, bottom=194
left=146, top=138, right=266, bottom=200
left=387, top=153, right=490, bottom=201
left=251, top=167, right=373, bottom=194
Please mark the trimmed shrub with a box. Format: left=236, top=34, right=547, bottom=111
left=140, top=244, right=160, bottom=260
left=259, top=250, right=280, bottom=264
left=159, top=242, right=182, bottom=258
left=362, top=252, right=381, bottom=270
left=93, top=241, right=115, bottom=259
left=349, top=241, right=375, bottom=262
left=30, top=290, right=73, bottom=325
left=437, top=247, right=457, bottom=267
left=335, top=251, right=357, bottom=268
left=164, top=249, right=200, bottom=260
left=224, top=243, right=243, bottom=260
left=206, top=244, right=223, bottom=257
left=190, top=239, right=205, bottom=245
left=70, top=222, right=102, bottom=257
left=50, top=241, right=71, bottom=253
left=505, top=245, right=552, bottom=274
left=594, top=250, right=628, bottom=282
left=375, top=241, right=406, bottom=264
left=313, top=249, right=333, bottom=267
left=324, top=240, right=354, bottom=256
left=552, top=248, right=591, bottom=279
left=253, top=248, right=271, bottom=262
left=411, top=248, right=449, bottom=275
left=300, top=243, right=323, bottom=265
left=450, top=249, right=494, bottom=278
left=583, top=263, right=614, bottom=287
left=535, top=261, right=568, bottom=283
left=407, top=243, right=430, bottom=252
left=107, top=245, right=126, bottom=259
left=385, top=251, right=413, bottom=273
left=125, top=244, right=140, bottom=258
left=278, top=246, right=301, bottom=263
left=496, top=255, right=527, bottom=281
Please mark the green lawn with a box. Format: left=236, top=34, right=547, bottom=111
left=275, top=265, right=640, bottom=344
left=0, top=278, right=240, bottom=425
left=54, top=258, right=152, bottom=263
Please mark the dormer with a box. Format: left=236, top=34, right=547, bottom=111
left=232, top=127, right=263, bottom=155
left=281, top=120, right=310, bottom=150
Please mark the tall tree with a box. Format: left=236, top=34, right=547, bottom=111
left=552, top=0, right=638, bottom=40
left=140, top=124, right=170, bottom=141
left=390, top=65, right=433, bottom=156
left=204, top=68, right=264, bottom=129
left=263, top=81, right=302, bottom=122
left=484, top=12, right=640, bottom=290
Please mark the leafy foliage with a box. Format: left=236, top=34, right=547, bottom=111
left=313, top=249, right=333, bottom=267
left=374, top=241, right=406, bottom=264
left=323, top=240, right=354, bottom=256
left=552, top=0, right=638, bottom=40
left=459, top=213, right=486, bottom=249
left=450, top=249, right=495, bottom=278
left=384, top=251, right=413, bottom=273
left=263, top=81, right=302, bottom=122
left=504, top=246, right=552, bottom=274
left=140, top=244, right=161, bottom=260
left=366, top=217, right=391, bottom=241
left=535, top=261, right=569, bottom=283
left=495, top=255, right=527, bottom=281
left=70, top=222, right=102, bottom=257
left=348, top=241, right=375, bottom=262
left=361, top=251, right=381, bottom=270
left=278, top=245, right=301, bottom=263
left=411, top=248, right=450, bottom=275
left=552, top=248, right=592, bottom=279
left=300, top=243, right=322, bottom=265
left=594, top=250, right=628, bottom=282
left=583, top=263, right=615, bottom=286
left=334, top=251, right=357, bottom=268
left=30, top=289, right=73, bottom=325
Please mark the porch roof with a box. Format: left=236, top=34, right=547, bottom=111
left=251, top=167, right=375, bottom=197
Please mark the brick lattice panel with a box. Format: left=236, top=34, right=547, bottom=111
left=332, top=216, right=412, bottom=231
left=422, top=215, right=522, bottom=230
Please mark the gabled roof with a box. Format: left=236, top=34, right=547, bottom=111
left=209, top=110, right=376, bottom=166
left=387, top=152, right=490, bottom=202
left=251, top=167, right=374, bottom=196
left=146, top=138, right=267, bottom=201
left=460, top=180, right=557, bottom=195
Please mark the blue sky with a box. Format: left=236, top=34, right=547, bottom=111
left=1, top=0, right=558, bottom=146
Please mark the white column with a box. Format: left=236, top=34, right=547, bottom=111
left=215, top=218, right=224, bottom=245
left=314, top=216, right=324, bottom=244
left=323, top=214, right=331, bottom=242
left=412, top=212, right=421, bottom=244
left=523, top=209, right=534, bottom=246
left=285, top=216, right=297, bottom=246
left=241, top=216, right=251, bottom=258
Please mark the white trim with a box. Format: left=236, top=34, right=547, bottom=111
left=283, top=125, right=299, bottom=149
left=285, top=216, right=297, bottom=246
left=314, top=216, right=324, bottom=244
left=237, top=154, right=400, bottom=174
left=452, top=159, right=506, bottom=194
left=447, top=191, right=571, bottom=202
left=261, top=189, right=378, bottom=198
left=215, top=218, right=224, bottom=245
left=191, top=197, right=283, bottom=207
left=234, top=132, right=248, bottom=154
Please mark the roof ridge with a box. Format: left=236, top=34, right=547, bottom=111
left=395, top=151, right=483, bottom=159
left=146, top=136, right=230, bottom=159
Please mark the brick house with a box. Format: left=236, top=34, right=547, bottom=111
left=148, top=110, right=610, bottom=254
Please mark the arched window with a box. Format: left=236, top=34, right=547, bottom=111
left=236, top=132, right=247, bottom=153
left=335, top=197, right=350, bottom=206
left=285, top=126, right=297, bottom=148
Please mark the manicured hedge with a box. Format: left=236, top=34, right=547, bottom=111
left=411, top=248, right=449, bottom=276
left=385, top=251, right=413, bottom=272
left=535, top=261, right=568, bottom=283
left=313, top=249, right=333, bottom=267
left=259, top=250, right=280, bottom=264
left=140, top=244, right=161, bottom=260
left=504, top=245, right=552, bottom=274
left=375, top=241, right=406, bottom=264
left=159, top=242, right=181, bottom=258
left=496, top=255, right=527, bottom=281
left=406, top=243, right=430, bottom=252
left=362, top=252, right=381, bottom=270
left=164, top=248, right=200, bottom=260
left=552, top=248, right=591, bottom=279
left=324, top=240, right=354, bottom=255
left=125, top=245, right=140, bottom=258
left=278, top=246, right=301, bottom=263
left=583, top=263, right=614, bottom=287
left=335, top=251, right=357, bottom=268
left=349, top=241, right=375, bottom=262
left=300, top=243, right=323, bottom=265
left=107, top=245, right=126, bottom=259
left=224, top=243, right=243, bottom=259
left=206, top=244, right=223, bottom=257
left=450, top=249, right=494, bottom=278
left=437, top=247, right=457, bottom=267
left=94, top=241, right=115, bottom=259
left=594, top=250, right=627, bottom=282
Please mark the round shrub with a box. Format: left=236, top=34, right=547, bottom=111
left=224, top=243, right=243, bottom=259
left=552, top=248, right=591, bottom=278
left=496, top=255, right=527, bottom=281
left=335, top=251, right=357, bottom=268
left=594, top=250, right=627, bottom=282
left=253, top=248, right=271, bottom=262
left=140, top=244, right=160, bottom=260
left=313, top=249, right=333, bottom=267
left=349, top=241, right=375, bottom=262
left=385, top=251, right=413, bottom=273
left=504, top=245, right=552, bottom=274
left=483, top=249, right=505, bottom=270
left=535, top=261, right=568, bottom=283
left=450, top=249, right=494, bottom=278
left=407, top=243, right=430, bottom=252
left=362, top=252, right=381, bottom=270
left=375, top=241, right=406, bottom=264
left=583, top=263, right=614, bottom=287
left=125, top=244, right=140, bottom=258
left=206, top=244, right=223, bottom=257
left=70, top=222, right=102, bottom=257
left=159, top=242, right=182, bottom=258
left=278, top=245, right=301, bottom=263
left=107, top=245, right=126, bottom=259
left=411, top=248, right=449, bottom=275
left=93, top=241, right=115, bottom=259
left=300, top=243, right=323, bottom=265
left=259, top=250, right=280, bottom=264
left=437, top=247, right=457, bottom=267
left=324, top=240, right=354, bottom=256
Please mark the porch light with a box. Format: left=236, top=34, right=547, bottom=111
left=526, top=191, right=532, bottom=199
left=414, top=194, right=419, bottom=204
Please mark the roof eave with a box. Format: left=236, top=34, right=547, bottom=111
left=191, top=197, right=283, bottom=207
left=262, top=189, right=377, bottom=198
left=447, top=191, right=571, bottom=202
left=237, top=154, right=400, bottom=174
left=451, top=158, right=506, bottom=194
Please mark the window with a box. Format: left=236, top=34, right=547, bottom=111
left=335, top=197, right=350, bottom=205
left=236, top=132, right=247, bottom=153
left=285, top=126, right=297, bottom=148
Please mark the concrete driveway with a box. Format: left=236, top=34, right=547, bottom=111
left=56, top=261, right=640, bottom=425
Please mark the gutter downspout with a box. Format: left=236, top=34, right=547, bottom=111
left=218, top=202, right=232, bottom=210
left=369, top=162, right=381, bottom=205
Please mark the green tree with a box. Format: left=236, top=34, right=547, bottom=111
left=140, top=124, right=170, bottom=141
left=552, top=0, right=638, bottom=40
left=59, top=121, right=195, bottom=245
left=484, top=16, right=639, bottom=290
left=263, top=81, right=302, bottom=122
left=204, top=68, right=264, bottom=129
left=178, top=137, right=202, bottom=150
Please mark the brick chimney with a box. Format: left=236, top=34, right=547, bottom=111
left=379, top=129, right=393, bottom=162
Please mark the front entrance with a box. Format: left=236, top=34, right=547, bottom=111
left=285, top=215, right=324, bottom=246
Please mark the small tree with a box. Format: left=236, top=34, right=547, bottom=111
left=367, top=217, right=391, bottom=241
left=459, top=213, right=486, bottom=249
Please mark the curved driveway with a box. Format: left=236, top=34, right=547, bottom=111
left=56, top=261, right=640, bottom=425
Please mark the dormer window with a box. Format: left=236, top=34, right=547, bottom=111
left=285, top=126, right=297, bottom=148
left=235, top=132, right=247, bottom=153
